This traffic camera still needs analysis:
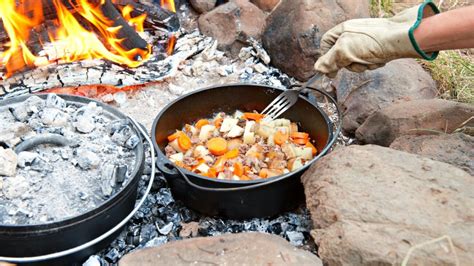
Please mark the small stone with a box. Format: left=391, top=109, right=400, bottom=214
left=144, top=236, right=168, bottom=247
left=253, top=63, right=268, bottom=73
left=105, top=248, right=120, bottom=263
left=45, top=94, right=66, bottom=109
left=83, top=255, right=101, bottom=266
left=190, top=0, right=217, bottom=13
left=41, top=108, right=69, bottom=126
left=101, top=93, right=114, bottom=103
left=286, top=231, right=304, bottom=246
left=125, top=135, right=139, bottom=149
left=115, top=165, right=128, bottom=184
left=157, top=222, right=173, bottom=235
left=114, top=92, right=128, bottom=106
left=3, top=175, right=29, bottom=199
left=9, top=105, right=28, bottom=122
left=73, top=102, right=102, bottom=133
left=17, top=151, right=38, bottom=168
left=0, top=147, right=17, bottom=176
left=191, top=60, right=205, bottom=76
left=77, top=149, right=101, bottom=170
left=179, top=222, right=200, bottom=238
left=239, top=47, right=253, bottom=61
left=168, top=83, right=186, bottom=95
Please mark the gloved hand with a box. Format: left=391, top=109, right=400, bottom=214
left=314, top=1, right=440, bottom=78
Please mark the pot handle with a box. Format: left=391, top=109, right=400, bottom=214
left=291, top=84, right=342, bottom=157
left=0, top=117, right=156, bottom=264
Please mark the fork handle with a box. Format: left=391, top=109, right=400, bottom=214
left=295, top=72, right=324, bottom=92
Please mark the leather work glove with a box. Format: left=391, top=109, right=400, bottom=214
left=314, top=0, right=440, bottom=78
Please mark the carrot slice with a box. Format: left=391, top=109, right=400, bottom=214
left=207, top=168, right=217, bottom=178
left=243, top=112, right=265, bottom=122
left=224, top=148, right=239, bottom=159
left=290, top=132, right=309, bottom=139
left=178, top=133, right=192, bottom=151
left=195, top=119, right=209, bottom=129
left=240, top=175, right=251, bottom=181
left=306, top=142, right=318, bottom=155
left=167, top=131, right=182, bottom=142
left=233, top=162, right=244, bottom=177
left=274, top=130, right=289, bottom=145
left=259, top=168, right=268, bottom=178
left=292, top=138, right=309, bottom=145
left=243, top=166, right=251, bottom=175
left=214, top=117, right=223, bottom=128
left=213, top=156, right=226, bottom=172
left=207, top=137, right=228, bottom=156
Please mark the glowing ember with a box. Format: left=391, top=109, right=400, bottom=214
left=0, top=0, right=151, bottom=77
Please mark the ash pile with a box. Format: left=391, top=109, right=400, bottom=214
left=0, top=94, right=138, bottom=225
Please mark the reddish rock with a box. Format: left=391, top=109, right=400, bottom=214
left=356, top=99, right=474, bottom=146
left=198, top=0, right=267, bottom=55
left=119, top=232, right=323, bottom=265
left=390, top=133, right=474, bottom=175
left=190, top=0, right=217, bottom=14
left=250, top=0, right=280, bottom=12
left=302, top=145, right=474, bottom=265
left=262, top=0, right=370, bottom=80
left=334, top=59, right=437, bottom=135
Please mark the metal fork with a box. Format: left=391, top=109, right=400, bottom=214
left=261, top=72, right=324, bottom=122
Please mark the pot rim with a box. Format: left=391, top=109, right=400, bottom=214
left=152, top=83, right=338, bottom=186
left=0, top=94, right=145, bottom=231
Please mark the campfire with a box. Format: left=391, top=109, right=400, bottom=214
left=0, top=0, right=181, bottom=98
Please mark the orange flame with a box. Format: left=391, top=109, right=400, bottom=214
left=160, top=0, right=176, bottom=13
left=0, top=0, right=151, bottom=77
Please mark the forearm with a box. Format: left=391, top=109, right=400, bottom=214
left=414, top=5, right=474, bottom=52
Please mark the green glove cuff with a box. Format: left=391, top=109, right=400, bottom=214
left=408, top=0, right=440, bottom=60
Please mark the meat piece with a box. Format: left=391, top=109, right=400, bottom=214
left=191, top=137, right=200, bottom=144
left=165, top=145, right=176, bottom=156
left=248, top=173, right=260, bottom=180
left=183, top=156, right=198, bottom=167
left=239, top=144, right=250, bottom=154
left=269, top=159, right=287, bottom=169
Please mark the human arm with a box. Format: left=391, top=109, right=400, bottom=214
left=414, top=5, right=474, bottom=52
left=313, top=2, right=474, bottom=77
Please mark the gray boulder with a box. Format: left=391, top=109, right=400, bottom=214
left=334, top=59, right=437, bottom=135
left=302, top=145, right=474, bottom=265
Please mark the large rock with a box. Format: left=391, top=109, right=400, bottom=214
left=301, top=145, right=474, bottom=266
left=356, top=99, right=474, bottom=146
left=334, top=59, right=437, bottom=135
left=390, top=133, right=474, bottom=175
left=119, top=232, right=322, bottom=265
left=250, top=0, right=280, bottom=12
left=262, top=0, right=369, bottom=80
left=198, top=0, right=267, bottom=55
left=190, top=0, right=217, bottom=14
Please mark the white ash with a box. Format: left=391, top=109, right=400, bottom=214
left=0, top=94, right=139, bottom=225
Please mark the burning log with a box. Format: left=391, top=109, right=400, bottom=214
left=85, top=0, right=148, bottom=52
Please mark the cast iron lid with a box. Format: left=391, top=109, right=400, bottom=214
left=0, top=93, right=145, bottom=231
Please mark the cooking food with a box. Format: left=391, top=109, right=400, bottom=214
left=165, top=111, right=317, bottom=180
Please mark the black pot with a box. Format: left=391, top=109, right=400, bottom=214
left=152, top=84, right=341, bottom=219
left=0, top=94, right=146, bottom=265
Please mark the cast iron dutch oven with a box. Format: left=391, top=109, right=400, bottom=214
left=152, top=83, right=341, bottom=219
left=0, top=94, right=155, bottom=265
